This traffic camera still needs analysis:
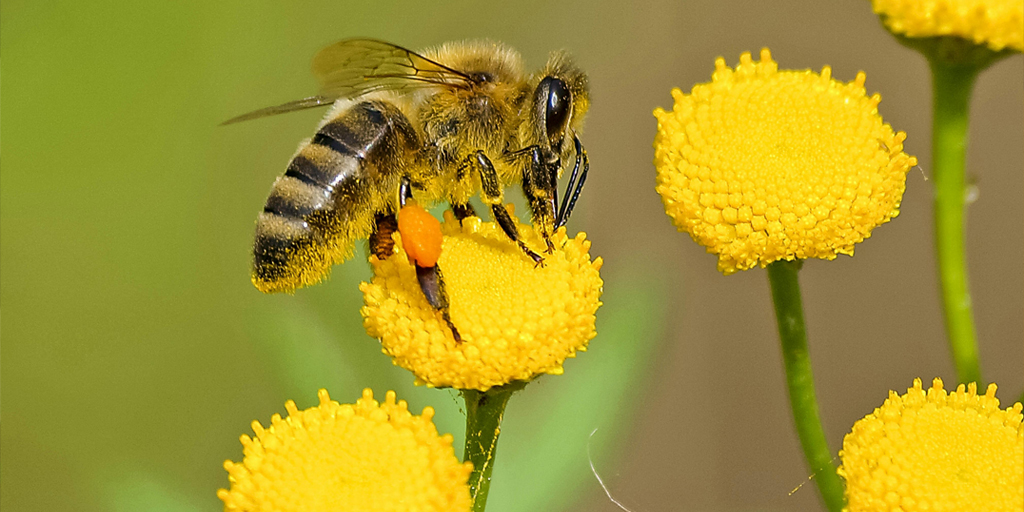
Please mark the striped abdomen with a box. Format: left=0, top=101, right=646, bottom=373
left=252, top=100, right=419, bottom=293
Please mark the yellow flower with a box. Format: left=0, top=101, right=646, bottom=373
left=653, top=49, right=917, bottom=274
left=217, top=389, right=472, bottom=512
left=870, top=0, right=1024, bottom=52
left=360, top=210, right=603, bottom=391
left=838, top=378, right=1024, bottom=512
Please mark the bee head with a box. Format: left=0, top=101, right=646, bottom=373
left=531, top=52, right=589, bottom=157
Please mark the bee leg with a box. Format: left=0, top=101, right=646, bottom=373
left=555, top=134, right=589, bottom=229
left=451, top=203, right=477, bottom=224
left=395, top=179, right=461, bottom=341
left=493, top=203, right=544, bottom=266
left=521, top=146, right=557, bottom=253
left=369, top=212, right=398, bottom=259
left=473, top=151, right=544, bottom=265
left=416, top=263, right=462, bottom=342
left=399, top=175, right=414, bottom=207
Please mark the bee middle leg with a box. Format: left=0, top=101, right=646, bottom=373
left=472, top=151, right=544, bottom=265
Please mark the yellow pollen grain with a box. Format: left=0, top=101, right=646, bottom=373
left=360, top=210, right=603, bottom=391
left=654, top=48, right=917, bottom=274
left=838, top=378, right=1024, bottom=512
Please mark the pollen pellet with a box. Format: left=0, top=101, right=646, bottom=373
left=398, top=202, right=443, bottom=268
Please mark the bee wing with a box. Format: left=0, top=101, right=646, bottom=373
left=222, top=39, right=474, bottom=125
left=312, top=38, right=474, bottom=96
left=220, top=96, right=339, bottom=125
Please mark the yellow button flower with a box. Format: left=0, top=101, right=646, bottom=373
left=654, top=49, right=917, bottom=274
left=218, top=389, right=472, bottom=512
left=360, top=210, right=603, bottom=391
left=870, top=0, right=1024, bottom=52
left=838, top=378, right=1024, bottom=512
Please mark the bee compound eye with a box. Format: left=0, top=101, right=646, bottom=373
left=540, top=77, right=571, bottom=147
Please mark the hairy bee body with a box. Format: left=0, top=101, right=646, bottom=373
left=232, top=39, right=590, bottom=294
left=254, top=99, right=419, bottom=291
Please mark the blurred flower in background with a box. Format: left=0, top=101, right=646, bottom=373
left=869, top=0, right=1023, bottom=52
left=218, top=389, right=472, bottom=512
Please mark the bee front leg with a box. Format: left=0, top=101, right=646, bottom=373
left=555, top=134, right=589, bottom=229
left=472, top=151, right=544, bottom=265
left=521, top=146, right=557, bottom=253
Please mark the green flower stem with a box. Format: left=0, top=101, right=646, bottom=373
left=462, top=381, right=525, bottom=512
left=928, top=57, right=982, bottom=386
left=766, top=260, right=845, bottom=512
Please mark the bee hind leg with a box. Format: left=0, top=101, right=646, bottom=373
left=416, top=263, right=462, bottom=342
left=395, top=177, right=462, bottom=342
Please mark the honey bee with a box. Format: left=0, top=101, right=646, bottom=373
left=225, top=38, right=590, bottom=339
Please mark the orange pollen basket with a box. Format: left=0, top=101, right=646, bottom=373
left=398, top=202, right=443, bottom=267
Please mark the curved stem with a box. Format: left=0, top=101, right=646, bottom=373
left=462, top=381, right=524, bottom=512
left=766, top=260, right=845, bottom=512
left=928, top=58, right=982, bottom=386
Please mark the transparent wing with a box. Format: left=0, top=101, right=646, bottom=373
left=313, top=38, right=474, bottom=96
left=221, top=96, right=337, bottom=125
left=222, top=39, right=474, bottom=125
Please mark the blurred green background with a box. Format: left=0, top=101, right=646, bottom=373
left=2, top=1, right=1021, bottom=511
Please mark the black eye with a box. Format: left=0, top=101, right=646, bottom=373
left=540, top=77, right=571, bottom=146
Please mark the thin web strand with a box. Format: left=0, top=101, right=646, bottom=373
left=587, top=429, right=638, bottom=512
